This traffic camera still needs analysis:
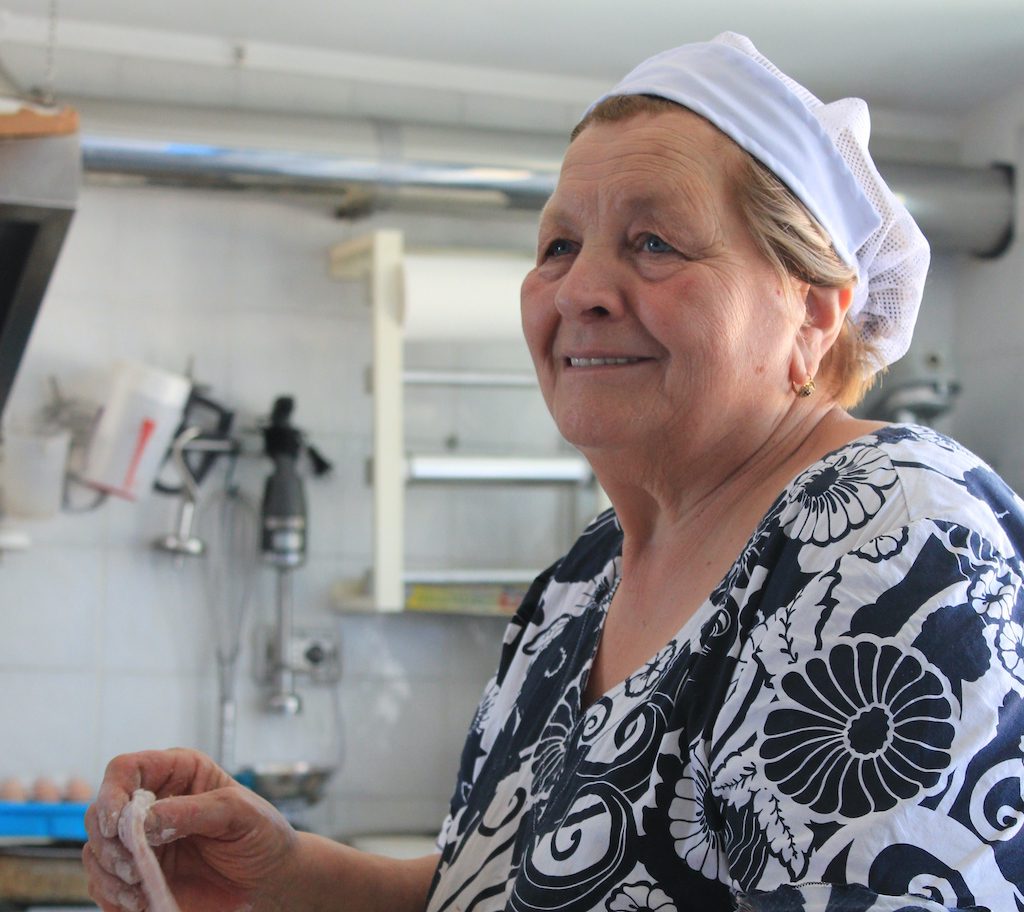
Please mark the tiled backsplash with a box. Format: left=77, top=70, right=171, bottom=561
left=0, top=182, right=580, bottom=839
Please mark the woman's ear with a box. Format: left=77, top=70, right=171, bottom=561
left=789, top=284, right=853, bottom=387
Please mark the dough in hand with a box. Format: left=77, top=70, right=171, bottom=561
left=117, top=789, right=182, bottom=912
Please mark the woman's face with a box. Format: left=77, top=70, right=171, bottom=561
left=521, top=108, right=806, bottom=459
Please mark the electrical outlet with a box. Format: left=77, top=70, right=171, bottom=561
left=256, top=626, right=342, bottom=685
left=290, top=628, right=342, bottom=683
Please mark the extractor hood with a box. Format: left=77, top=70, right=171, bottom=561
left=0, top=128, right=80, bottom=420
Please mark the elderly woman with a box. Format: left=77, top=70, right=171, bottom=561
left=84, top=33, right=1024, bottom=912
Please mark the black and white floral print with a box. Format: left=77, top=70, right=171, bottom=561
left=624, top=644, right=676, bottom=698
left=606, top=882, right=678, bottom=912
left=968, top=562, right=1021, bottom=620
left=668, top=738, right=723, bottom=879
left=780, top=444, right=898, bottom=546
left=530, top=695, right=575, bottom=799
left=759, top=639, right=955, bottom=818
left=428, top=427, right=1024, bottom=912
left=998, top=620, right=1024, bottom=683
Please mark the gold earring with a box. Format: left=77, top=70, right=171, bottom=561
left=796, top=375, right=816, bottom=397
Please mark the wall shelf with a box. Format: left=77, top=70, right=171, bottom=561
left=405, top=454, right=591, bottom=485
left=329, top=230, right=604, bottom=613
left=402, top=369, right=537, bottom=388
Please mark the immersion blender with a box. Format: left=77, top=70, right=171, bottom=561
left=260, top=396, right=331, bottom=714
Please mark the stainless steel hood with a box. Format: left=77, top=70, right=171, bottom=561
left=80, top=133, right=1015, bottom=258
left=0, top=131, right=80, bottom=419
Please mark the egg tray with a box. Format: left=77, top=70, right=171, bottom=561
left=0, top=801, right=89, bottom=841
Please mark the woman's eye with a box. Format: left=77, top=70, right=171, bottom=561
left=641, top=234, right=674, bottom=254
left=543, top=238, right=575, bottom=258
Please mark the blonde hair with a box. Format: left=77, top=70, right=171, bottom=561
left=572, top=95, right=882, bottom=406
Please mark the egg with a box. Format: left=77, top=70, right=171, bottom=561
left=30, top=776, right=61, bottom=803
left=0, top=777, right=26, bottom=802
left=64, top=776, right=93, bottom=803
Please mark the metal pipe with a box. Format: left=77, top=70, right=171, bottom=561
left=216, top=658, right=238, bottom=771
left=266, top=567, right=302, bottom=715
left=80, top=133, right=1015, bottom=257
left=877, top=161, right=1014, bottom=257
left=81, top=135, right=552, bottom=206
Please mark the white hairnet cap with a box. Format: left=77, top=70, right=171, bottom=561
left=587, top=31, right=930, bottom=370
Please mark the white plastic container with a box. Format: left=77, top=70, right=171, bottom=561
left=0, top=427, right=72, bottom=518
left=78, top=361, right=191, bottom=501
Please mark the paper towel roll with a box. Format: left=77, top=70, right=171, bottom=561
left=402, top=252, right=534, bottom=340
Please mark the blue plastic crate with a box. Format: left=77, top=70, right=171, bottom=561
left=0, top=801, right=88, bottom=841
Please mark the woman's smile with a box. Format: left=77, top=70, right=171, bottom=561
left=565, top=355, right=651, bottom=368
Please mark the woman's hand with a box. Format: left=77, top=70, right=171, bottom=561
left=82, top=748, right=299, bottom=912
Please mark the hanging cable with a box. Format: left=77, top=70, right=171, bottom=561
left=37, top=0, right=60, bottom=105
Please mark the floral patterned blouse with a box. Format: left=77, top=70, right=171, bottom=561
left=427, top=426, right=1024, bottom=912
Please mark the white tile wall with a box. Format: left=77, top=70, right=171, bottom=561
left=0, top=546, right=102, bottom=670
left=101, top=549, right=214, bottom=675
left=952, top=345, right=1024, bottom=475
left=951, top=85, right=1024, bottom=491
left=0, top=175, right=561, bottom=840
left=0, top=669, right=100, bottom=779
left=98, top=671, right=218, bottom=762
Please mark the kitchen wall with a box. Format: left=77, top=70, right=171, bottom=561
left=950, top=84, right=1024, bottom=491
left=0, top=81, right=1020, bottom=842
left=0, top=159, right=588, bottom=838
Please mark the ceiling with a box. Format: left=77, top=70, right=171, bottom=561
left=2, top=1, right=1024, bottom=136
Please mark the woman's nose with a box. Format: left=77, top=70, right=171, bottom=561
left=553, top=249, right=624, bottom=320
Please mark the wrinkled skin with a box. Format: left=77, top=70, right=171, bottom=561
left=83, top=748, right=299, bottom=912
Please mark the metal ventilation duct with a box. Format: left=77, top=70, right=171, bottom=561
left=877, top=161, right=1014, bottom=257
left=81, top=135, right=554, bottom=210
left=81, top=134, right=1014, bottom=257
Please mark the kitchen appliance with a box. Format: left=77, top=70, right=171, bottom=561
left=152, top=387, right=238, bottom=557
left=867, top=377, right=962, bottom=424
left=261, top=396, right=310, bottom=571
left=857, top=348, right=962, bottom=427
left=235, top=761, right=333, bottom=806
left=234, top=761, right=335, bottom=829
left=77, top=361, right=192, bottom=500
left=259, top=396, right=331, bottom=714
left=0, top=126, right=79, bottom=421
left=199, top=482, right=259, bottom=772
